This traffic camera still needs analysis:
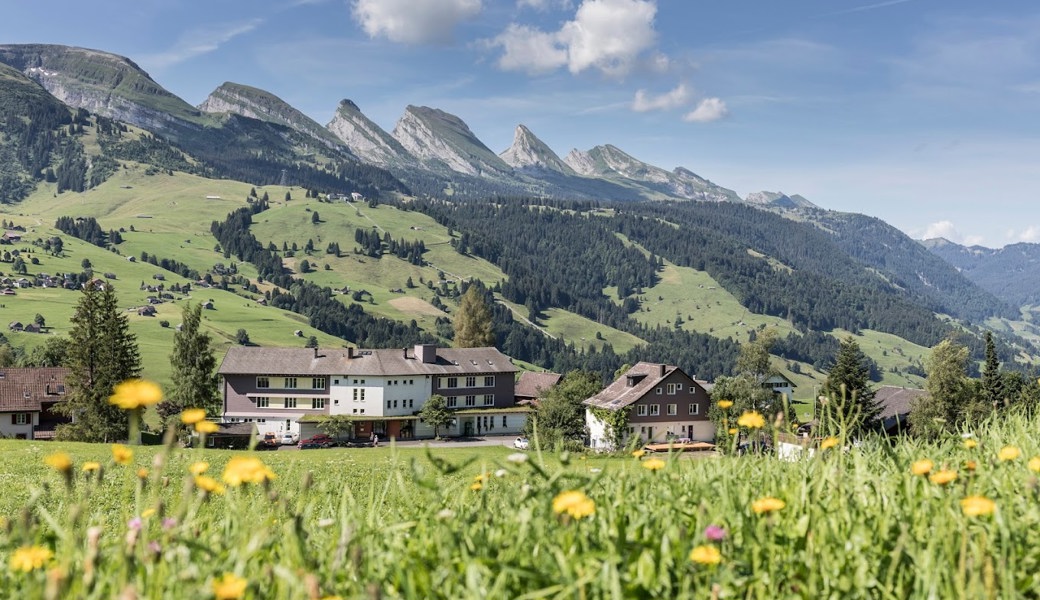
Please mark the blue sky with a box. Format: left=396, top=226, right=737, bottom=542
left=2, top=0, right=1038, bottom=247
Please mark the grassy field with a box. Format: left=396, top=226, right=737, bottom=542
left=3, top=409, right=1040, bottom=598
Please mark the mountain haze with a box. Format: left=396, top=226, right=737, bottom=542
left=923, top=239, right=1040, bottom=307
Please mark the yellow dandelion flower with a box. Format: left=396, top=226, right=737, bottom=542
left=960, top=495, right=996, bottom=517
left=180, top=408, right=206, bottom=425
left=212, top=573, right=248, bottom=600
left=737, top=411, right=766, bottom=429
left=221, top=456, right=276, bottom=487
left=44, top=452, right=72, bottom=473
left=929, top=470, right=958, bottom=485
left=9, top=545, right=53, bottom=572
left=717, top=400, right=733, bottom=410
left=552, top=490, right=595, bottom=520
left=751, top=497, right=786, bottom=514
left=911, top=459, right=933, bottom=476
left=819, top=436, right=839, bottom=451
left=631, top=449, right=646, bottom=458
left=190, top=462, right=209, bottom=476
left=688, top=544, right=722, bottom=566
left=108, top=379, right=163, bottom=410
left=470, top=482, right=483, bottom=491
left=963, top=439, right=977, bottom=449
left=136, top=468, right=149, bottom=479
left=194, top=420, right=219, bottom=434
left=194, top=475, right=226, bottom=495
left=141, top=508, right=156, bottom=518
left=727, top=428, right=738, bottom=435
left=963, top=460, right=977, bottom=472
left=1028, top=456, right=1040, bottom=473
left=81, top=461, right=101, bottom=473
left=642, top=458, right=666, bottom=471
left=998, top=446, right=1021, bottom=462
left=111, top=444, right=133, bottom=465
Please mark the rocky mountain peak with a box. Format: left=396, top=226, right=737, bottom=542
left=499, top=124, right=574, bottom=175
left=326, top=99, right=414, bottom=167
left=391, top=105, right=512, bottom=177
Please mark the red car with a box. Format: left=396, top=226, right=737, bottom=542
left=298, top=433, right=336, bottom=449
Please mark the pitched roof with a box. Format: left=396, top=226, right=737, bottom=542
left=218, top=345, right=518, bottom=377
left=875, top=385, right=927, bottom=420
left=0, top=367, right=70, bottom=412
left=515, top=371, right=562, bottom=399
left=583, top=362, right=688, bottom=411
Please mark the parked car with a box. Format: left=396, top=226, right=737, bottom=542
left=298, top=433, right=336, bottom=449
left=256, top=432, right=279, bottom=450
left=280, top=432, right=299, bottom=445
left=513, top=437, right=530, bottom=450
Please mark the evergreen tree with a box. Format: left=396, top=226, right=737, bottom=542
left=524, top=371, right=600, bottom=449
left=158, top=303, right=219, bottom=426
left=910, top=338, right=970, bottom=439
left=981, top=331, right=1004, bottom=408
left=311, top=211, right=320, bottom=224
left=819, top=336, right=880, bottom=434
left=55, top=282, right=141, bottom=442
left=453, top=285, right=495, bottom=348
left=418, top=394, right=452, bottom=439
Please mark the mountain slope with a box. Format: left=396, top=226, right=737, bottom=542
left=745, top=191, right=818, bottom=209
left=326, top=99, right=416, bottom=167
left=923, top=239, right=1040, bottom=307
left=499, top=124, right=575, bottom=175
left=392, top=105, right=514, bottom=177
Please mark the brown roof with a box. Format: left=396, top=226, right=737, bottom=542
left=218, top=345, right=518, bottom=377
left=0, top=367, right=70, bottom=412
left=515, top=371, right=562, bottom=399
left=875, top=385, right=927, bottom=420
left=583, top=362, right=693, bottom=411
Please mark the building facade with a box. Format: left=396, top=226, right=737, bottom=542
left=584, top=362, right=713, bottom=450
left=219, top=344, right=526, bottom=441
left=0, top=367, right=70, bottom=440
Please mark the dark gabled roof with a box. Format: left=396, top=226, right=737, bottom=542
left=515, top=371, right=562, bottom=399
left=875, top=385, right=927, bottom=420
left=583, top=362, right=697, bottom=411
left=218, top=346, right=518, bottom=377
left=0, top=367, right=70, bottom=412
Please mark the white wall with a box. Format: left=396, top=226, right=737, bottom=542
left=0, top=412, right=36, bottom=439
left=329, top=376, right=432, bottom=417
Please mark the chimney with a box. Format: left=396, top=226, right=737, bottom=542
left=347, top=347, right=355, bottom=359
left=403, top=347, right=409, bottom=359
left=415, top=344, right=437, bottom=364
left=313, top=346, right=319, bottom=359
left=660, top=364, right=667, bottom=377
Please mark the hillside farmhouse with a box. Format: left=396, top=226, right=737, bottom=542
left=218, top=344, right=527, bottom=442
left=584, top=362, right=714, bottom=450
left=0, top=367, right=70, bottom=440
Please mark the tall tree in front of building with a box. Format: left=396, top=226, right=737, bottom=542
left=819, top=336, right=880, bottom=435
left=453, top=284, right=495, bottom=348
left=909, top=338, right=970, bottom=439
left=55, top=281, right=141, bottom=442
left=158, top=302, right=220, bottom=426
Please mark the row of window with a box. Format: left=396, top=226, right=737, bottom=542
left=440, top=376, right=495, bottom=389
left=253, top=397, right=326, bottom=410
left=635, top=403, right=700, bottom=416
left=257, top=376, right=326, bottom=390
left=445, top=395, right=494, bottom=408
left=386, top=399, right=416, bottom=409
left=655, top=383, right=693, bottom=395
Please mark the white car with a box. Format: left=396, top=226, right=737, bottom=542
left=513, top=437, right=530, bottom=450
left=281, top=432, right=299, bottom=445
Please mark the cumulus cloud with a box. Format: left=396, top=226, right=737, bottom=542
left=921, top=220, right=984, bottom=245
left=631, top=84, right=691, bottom=112
left=1007, top=225, right=1040, bottom=243
left=353, top=0, right=482, bottom=45
left=682, top=97, right=729, bottom=123
left=487, top=0, right=658, bottom=77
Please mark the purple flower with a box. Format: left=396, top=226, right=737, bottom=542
left=128, top=517, right=143, bottom=531
left=703, top=525, right=726, bottom=541
left=161, top=517, right=177, bottom=531
left=148, top=541, right=162, bottom=554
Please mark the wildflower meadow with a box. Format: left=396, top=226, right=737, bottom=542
left=2, top=409, right=1040, bottom=598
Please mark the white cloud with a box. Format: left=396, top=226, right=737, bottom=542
left=352, top=0, right=482, bottom=45
left=921, top=220, right=984, bottom=245
left=517, top=0, right=571, bottom=9
left=141, top=19, right=263, bottom=69
left=1007, top=225, right=1040, bottom=243
left=631, top=83, right=690, bottom=112
left=487, top=0, right=658, bottom=78
left=683, top=97, right=728, bottom=122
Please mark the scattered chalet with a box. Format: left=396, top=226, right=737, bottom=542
left=514, top=371, right=562, bottom=405
left=584, top=362, right=713, bottom=450
left=0, top=367, right=70, bottom=440
left=763, top=373, right=796, bottom=403
left=874, top=385, right=927, bottom=435
left=218, top=344, right=525, bottom=441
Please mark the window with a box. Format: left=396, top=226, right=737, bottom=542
left=256, top=396, right=270, bottom=408
left=257, top=376, right=270, bottom=389
left=465, top=395, right=476, bottom=407
left=636, top=405, right=648, bottom=416
left=445, top=377, right=458, bottom=388
left=360, top=389, right=365, bottom=401
left=334, top=379, right=340, bottom=385
left=394, top=400, right=398, bottom=408
left=387, top=400, right=392, bottom=409
left=667, top=404, right=677, bottom=415
left=312, top=398, right=325, bottom=409
left=689, top=403, right=699, bottom=415
left=311, top=377, right=326, bottom=390
left=667, top=383, right=681, bottom=395
left=484, top=376, right=494, bottom=387
left=353, top=389, right=359, bottom=401
left=502, top=416, right=507, bottom=427
left=465, top=376, right=476, bottom=387
left=14, top=413, right=28, bottom=425
left=285, top=377, right=298, bottom=389
left=483, top=394, right=494, bottom=406
left=656, top=387, right=662, bottom=395
left=649, top=404, right=660, bottom=416
left=409, top=399, right=414, bottom=408
left=285, top=398, right=297, bottom=409
left=447, top=396, right=458, bottom=408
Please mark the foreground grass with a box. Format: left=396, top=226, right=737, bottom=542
left=3, top=413, right=1040, bottom=598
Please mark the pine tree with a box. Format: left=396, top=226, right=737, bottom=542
left=910, top=338, right=970, bottom=439
left=453, top=285, right=495, bottom=348
left=819, top=336, right=880, bottom=434
left=55, top=281, right=141, bottom=442
left=158, top=303, right=219, bottom=426
left=981, top=332, right=1004, bottom=408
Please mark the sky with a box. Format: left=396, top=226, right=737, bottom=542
left=2, top=0, right=1038, bottom=248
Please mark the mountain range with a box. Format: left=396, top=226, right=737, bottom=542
left=0, top=43, right=1036, bottom=381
